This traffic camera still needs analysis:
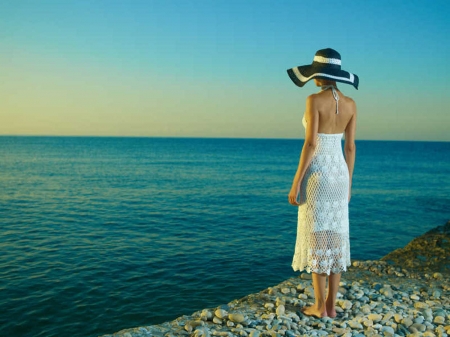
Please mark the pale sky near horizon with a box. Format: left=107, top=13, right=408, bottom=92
left=1, top=0, right=449, bottom=141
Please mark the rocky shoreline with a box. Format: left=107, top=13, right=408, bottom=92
left=101, top=221, right=450, bottom=337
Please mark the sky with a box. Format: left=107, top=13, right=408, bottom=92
left=1, top=0, right=449, bottom=141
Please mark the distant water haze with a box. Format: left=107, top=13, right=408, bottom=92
left=0, top=136, right=449, bottom=336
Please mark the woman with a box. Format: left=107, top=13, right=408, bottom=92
left=287, top=48, right=358, bottom=318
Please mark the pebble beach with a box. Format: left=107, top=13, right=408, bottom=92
left=102, top=221, right=450, bottom=337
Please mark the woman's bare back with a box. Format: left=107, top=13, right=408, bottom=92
left=306, top=88, right=356, bottom=135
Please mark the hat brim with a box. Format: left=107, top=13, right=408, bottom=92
left=287, top=65, right=359, bottom=89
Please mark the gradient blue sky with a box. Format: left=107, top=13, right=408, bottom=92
left=1, top=0, right=449, bottom=140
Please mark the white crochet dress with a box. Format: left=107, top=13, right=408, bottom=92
left=292, top=87, right=351, bottom=275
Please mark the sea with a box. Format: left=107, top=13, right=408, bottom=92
left=0, top=136, right=449, bottom=337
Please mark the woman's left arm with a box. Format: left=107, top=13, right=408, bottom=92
left=288, top=95, right=319, bottom=206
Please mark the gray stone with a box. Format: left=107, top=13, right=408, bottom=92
left=381, top=326, right=395, bottom=336
left=422, top=308, right=433, bottom=321
left=410, top=323, right=426, bottom=332
left=401, top=317, right=413, bottom=327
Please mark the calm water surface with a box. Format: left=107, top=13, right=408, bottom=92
left=0, top=136, right=449, bottom=336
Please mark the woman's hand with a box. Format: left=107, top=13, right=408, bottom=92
left=288, top=183, right=301, bottom=206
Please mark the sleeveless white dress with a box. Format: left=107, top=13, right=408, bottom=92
left=292, top=86, right=351, bottom=275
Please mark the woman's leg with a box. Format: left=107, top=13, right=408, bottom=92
left=302, top=272, right=327, bottom=317
left=325, top=272, right=341, bottom=318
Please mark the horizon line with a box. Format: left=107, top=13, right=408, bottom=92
left=0, top=134, right=448, bottom=143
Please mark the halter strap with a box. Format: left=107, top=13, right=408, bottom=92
left=321, top=85, right=339, bottom=114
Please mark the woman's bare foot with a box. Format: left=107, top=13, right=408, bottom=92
left=325, top=299, right=336, bottom=318
left=301, top=304, right=327, bottom=318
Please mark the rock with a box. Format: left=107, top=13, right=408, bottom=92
left=249, top=331, right=260, bottom=337
left=410, top=323, right=426, bottom=332
left=264, top=303, right=274, bottom=310
left=229, top=314, right=245, bottom=323
left=368, top=314, right=382, bottom=322
left=394, top=313, right=403, bottom=323
left=433, top=272, right=443, bottom=280
left=381, top=326, right=395, bottom=336
left=435, top=316, right=446, bottom=324
left=304, top=287, right=315, bottom=298
left=414, top=302, right=429, bottom=309
left=433, top=290, right=442, bottom=299
left=300, top=273, right=312, bottom=280
left=276, top=305, right=285, bottom=316
left=410, top=294, right=420, bottom=300
left=423, top=331, right=437, bottom=337
left=423, top=308, right=433, bottom=321
left=401, top=317, right=413, bottom=327
left=381, top=287, right=393, bottom=298
left=281, top=288, right=290, bottom=294
left=193, top=327, right=211, bottom=337
left=363, top=319, right=374, bottom=327
left=348, top=320, right=363, bottom=329
left=201, top=310, right=213, bottom=321
left=213, top=317, right=222, bottom=324
left=215, top=309, right=228, bottom=319
left=340, top=300, right=352, bottom=310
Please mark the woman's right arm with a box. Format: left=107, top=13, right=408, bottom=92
left=344, top=101, right=357, bottom=202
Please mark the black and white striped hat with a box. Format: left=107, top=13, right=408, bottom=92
left=287, top=48, right=359, bottom=89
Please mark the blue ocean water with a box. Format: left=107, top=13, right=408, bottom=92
left=0, top=136, right=448, bottom=337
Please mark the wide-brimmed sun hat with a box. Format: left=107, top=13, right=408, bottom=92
left=287, top=48, right=359, bottom=89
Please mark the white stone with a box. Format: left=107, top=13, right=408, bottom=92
left=410, top=294, right=420, bottom=300
left=215, top=309, right=228, bottom=319
left=264, top=303, right=274, bottom=309
left=435, top=316, right=446, bottom=324
left=281, top=287, right=290, bottom=294
left=213, top=317, right=222, bottom=324
left=341, top=300, right=352, bottom=310
left=276, top=305, right=285, bottom=316
left=226, top=321, right=234, bottom=327
left=201, top=310, right=213, bottom=321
